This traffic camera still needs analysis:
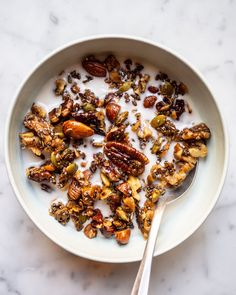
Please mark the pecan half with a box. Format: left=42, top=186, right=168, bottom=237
left=82, top=56, right=107, bottom=77
left=104, top=142, right=149, bottom=176
left=105, top=125, right=126, bottom=142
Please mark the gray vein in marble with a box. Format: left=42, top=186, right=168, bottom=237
left=0, top=277, right=21, bottom=295
left=49, top=13, right=59, bottom=25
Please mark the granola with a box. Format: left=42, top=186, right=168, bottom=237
left=20, top=54, right=211, bottom=245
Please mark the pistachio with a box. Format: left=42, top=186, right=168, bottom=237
left=119, top=81, right=132, bottom=93
left=82, top=103, right=96, bottom=112
left=66, top=163, right=78, bottom=175
left=53, top=125, right=65, bottom=138
left=115, top=228, right=131, bottom=245
left=51, top=152, right=59, bottom=168
left=150, top=115, right=166, bottom=129
left=55, top=79, right=67, bottom=96
left=160, top=82, right=174, bottom=96
left=63, top=120, right=94, bottom=139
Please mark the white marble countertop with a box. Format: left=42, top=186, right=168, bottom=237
left=0, top=0, right=236, bottom=294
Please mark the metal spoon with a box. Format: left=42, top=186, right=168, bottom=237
left=131, top=164, right=198, bottom=295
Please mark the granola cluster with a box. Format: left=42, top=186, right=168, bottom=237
left=20, top=54, right=211, bottom=245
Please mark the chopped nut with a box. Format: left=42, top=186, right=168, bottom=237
left=119, top=81, right=132, bottom=92
left=116, top=207, right=130, bottom=222
left=115, top=228, right=131, bottom=245
left=117, top=182, right=132, bottom=196
left=84, top=224, right=97, bottom=239
left=115, top=111, right=129, bottom=126
left=49, top=202, right=70, bottom=225
left=100, top=172, right=110, bottom=187
left=55, top=79, right=67, bottom=96
left=150, top=115, right=166, bottom=128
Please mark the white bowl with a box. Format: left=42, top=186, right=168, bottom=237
left=5, top=35, right=228, bottom=263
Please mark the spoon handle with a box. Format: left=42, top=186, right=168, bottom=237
left=131, top=199, right=167, bottom=295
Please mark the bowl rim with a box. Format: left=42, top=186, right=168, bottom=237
left=4, top=34, right=229, bottom=263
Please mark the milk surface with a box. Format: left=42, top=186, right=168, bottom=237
left=21, top=56, right=201, bottom=226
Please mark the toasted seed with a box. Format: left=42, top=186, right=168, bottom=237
left=119, top=81, right=132, bottom=92
left=66, top=163, right=78, bottom=175
left=82, top=103, right=96, bottom=112
left=159, top=82, right=174, bottom=96
left=150, top=115, right=166, bottom=128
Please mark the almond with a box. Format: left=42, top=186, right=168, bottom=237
left=143, top=95, right=157, bottom=108
left=105, top=102, right=121, bottom=122
left=63, top=120, right=94, bottom=139
left=82, top=60, right=107, bottom=77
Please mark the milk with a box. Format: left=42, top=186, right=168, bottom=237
left=21, top=56, right=201, bottom=223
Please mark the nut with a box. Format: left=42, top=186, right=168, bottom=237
left=63, top=120, right=94, bottom=139
left=82, top=58, right=107, bottom=77
left=116, top=207, right=130, bottom=222
left=105, top=103, right=121, bottom=122
left=115, top=111, right=129, bottom=126
left=177, top=82, right=188, bottom=95
left=160, top=82, right=174, bottom=96
left=119, top=81, right=132, bottom=92
left=148, top=86, right=158, bottom=93
left=104, top=55, right=120, bottom=72
left=104, top=142, right=149, bottom=176
left=150, top=115, right=166, bottom=128
left=127, top=176, right=141, bottom=200
left=143, top=96, right=157, bottom=108
left=83, top=224, right=97, bottom=239
left=123, top=197, right=135, bottom=212
left=116, top=182, right=132, bottom=196
left=100, top=172, right=110, bottom=187
left=68, top=179, right=82, bottom=200
left=105, top=125, right=126, bottom=142
left=180, top=123, right=211, bottom=141
left=189, top=143, right=208, bottom=158
left=115, top=228, right=131, bottom=245
left=55, top=79, right=67, bottom=96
